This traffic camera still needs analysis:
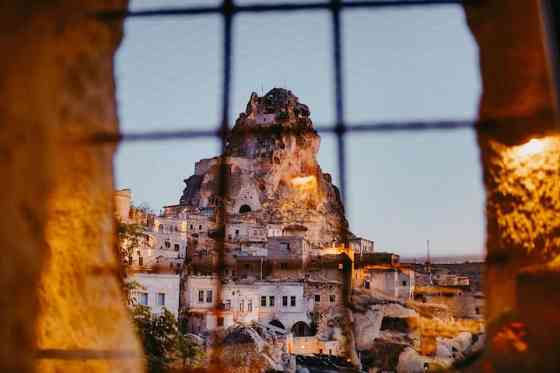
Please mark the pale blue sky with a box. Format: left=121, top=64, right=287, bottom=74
left=115, top=0, right=483, bottom=258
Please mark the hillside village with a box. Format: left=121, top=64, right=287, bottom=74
left=116, top=88, right=485, bottom=372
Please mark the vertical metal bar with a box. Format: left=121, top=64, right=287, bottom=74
left=218, top=0, right=234, bottom=299
left=330, top=0, right=354, bottom=365
left=222, top=1, right=234, bottom=140
left=540, top=0, right=560, bottom=117
left=212, top=0, right=234, bottom=367
left=331, top=0, right=347, bottom=206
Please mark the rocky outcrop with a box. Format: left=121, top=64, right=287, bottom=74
left=178, top=88, right=348, bottom=246
left=220, top=323, right=287, bottom=372
left=352, top=303, right=418, bottom=351
left=396, top=348, right=427, bottom=373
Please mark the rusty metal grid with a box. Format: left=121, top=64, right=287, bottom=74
left=34, top=0, right=560, bottom=364
left=47, top=0, right=477, bottom=364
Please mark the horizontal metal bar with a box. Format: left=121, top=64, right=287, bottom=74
left=339, top=119, right=474, bottom=133
left=96, top=0, right=465, bottom=19
left=86, top=119, right=474, bottom=144
left=36, top=348, right=138, bottom=360
left=89, top=128, right=219, bottom=143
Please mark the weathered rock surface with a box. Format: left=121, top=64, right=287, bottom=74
left=178, top=88, right=348, bottom=246
left=436, top=332, right=473, bottom=361
left=353, top=308, right=384, bottom=351
left=350, top=290, right=418, bottom=351
left=396, top=347, right=427, bottom=373
left=220, top=323, right=287, bottom=372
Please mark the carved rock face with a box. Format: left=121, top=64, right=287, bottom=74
left=179, top=89, right=348, bottom=246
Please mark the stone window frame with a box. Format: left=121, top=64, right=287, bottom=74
left=11, top=1, right=560, bottom=371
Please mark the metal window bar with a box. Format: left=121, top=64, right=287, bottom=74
left=99, top=0, right=474, bottom=365
left=54, top=0, right=560, bottom=365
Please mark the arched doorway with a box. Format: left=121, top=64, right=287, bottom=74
left=291, top=321, right=313, bottom=337
left=239, top=204, right=251, bottom=214
left=269, top=319, right=285, bottom=330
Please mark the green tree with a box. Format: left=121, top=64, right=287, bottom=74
left=132, top=306, right=178, bottom=373
left=132, top=306, right=206, bottom=373
left=176, top=333, right=204, bottom=369
left=117, top=221, right=144, bottom=265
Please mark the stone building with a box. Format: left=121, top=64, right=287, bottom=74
left=128, top=271, right=181, bottom=318
left=114, top=188, right=132, bottom=223
left=433, top=273, right=470, bottom=288
left=359, top=265, right=415, bottom=301
left=304, top=279, right=345, bottom=315
left=182, top=275, right=310, bottom=335
left=414, top=287, right=485, bottom=319
left=349, top=237, right=375, bottom=254
left=291, top=337, right=342, bottom=356
left=256, top=281, right=310, bottom=334
left=123, top=217, right=187, bottom=270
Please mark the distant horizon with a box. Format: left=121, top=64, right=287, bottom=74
left=400, top=253, right=485, bottom=262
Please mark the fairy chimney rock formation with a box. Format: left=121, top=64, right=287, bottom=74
left=179, top=88, right=348, bottom=246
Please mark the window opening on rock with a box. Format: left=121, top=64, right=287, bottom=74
left=157, top=293, right=165, bottom=306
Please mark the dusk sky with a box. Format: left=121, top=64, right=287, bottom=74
left=115, top=0, right=483, bottom=258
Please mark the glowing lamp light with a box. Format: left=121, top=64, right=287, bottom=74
left=516, top=138, right=547, bottom=158
left=290, top=175, right=317, bottom=190
left=291, top=175, right=315, bottom=186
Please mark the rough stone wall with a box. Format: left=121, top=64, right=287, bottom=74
left=424, top=294, right=484, bottom=319
left=304, top=282, right=344, bottom=313
left=0, top=1, right=143, bottom=372
left=464, top=0, right=560, bottom=370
